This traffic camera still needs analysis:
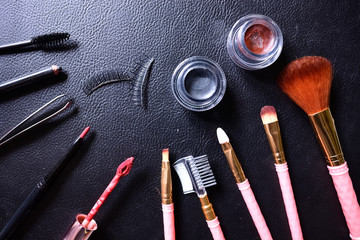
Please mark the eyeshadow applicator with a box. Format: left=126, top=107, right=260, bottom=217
left=216, top=128, right=272, bottom=240
left=260, top=106, right=303, bottom=240
left=0, top=127, right=90, bottom=240
left=278, top=56, right=360, bottom=239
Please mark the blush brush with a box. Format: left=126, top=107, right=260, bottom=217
left=278, top=56, right=360, bottom=239
left=173, top=155, right=225, bottom=240
left=216, top=128, right=273, bottom=240
left=260, top=106, right=303, bottom=240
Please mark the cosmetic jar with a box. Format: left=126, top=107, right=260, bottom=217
left=227, top=14, right=283, bottom=70
left=171, top=56, right=226, bottom=111
left=64, top=214, right=98, bottom=240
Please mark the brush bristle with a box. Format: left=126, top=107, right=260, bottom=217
left=216, top=127, right=229, bottom=144
left=162, top=149, right=169, bottom=162
left=32, top=32, right=70, bottom=49
left=260, top=106, right=278, bottom=124
left=189, top=155, right=217, bottom=190
left=277, top=56, right=332, bottom=115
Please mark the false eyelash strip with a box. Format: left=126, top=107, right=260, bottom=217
left=83, top=70, right=132, bottom=96
left=132, top=58, right=154, bottom=109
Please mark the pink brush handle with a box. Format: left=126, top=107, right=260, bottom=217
left=328, top=162, right=360, bottom=239
left=275, top=163, right=303, bottom=240
left=206, top=217, right=225, bottom=240
left=162, top=203, right=175, bottom=240
left=237, top=180, right=273, bottom=240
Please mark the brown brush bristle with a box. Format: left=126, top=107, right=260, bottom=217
left=260, top=105, right=278, bottom=124
left=277, top=56, right=332, bottom=115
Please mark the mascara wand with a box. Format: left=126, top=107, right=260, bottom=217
left=0, top=32, right=70, bottom=52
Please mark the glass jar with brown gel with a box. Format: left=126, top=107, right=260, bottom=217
left=227, top=14, right=283, bottom=70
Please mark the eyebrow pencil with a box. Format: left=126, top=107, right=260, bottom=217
left=278, top=56, right=360, bottom=239
left=161, top=149, right=175, bottom=240
left=216, top=128, right=273, bottom=240
left=0, top=127, right=90, bottom=240
left=0, top=65, right=62, bottom=93
left=0, top=32, right=70, bottom=52
left=260, top=106, right=303, bottom=240
left=173, top=155, right=225, bottom=240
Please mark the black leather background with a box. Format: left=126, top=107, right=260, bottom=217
left=1, top=1, right=360, bottom=239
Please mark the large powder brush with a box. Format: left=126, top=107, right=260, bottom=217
left=278, top=56, right=360, bottom=239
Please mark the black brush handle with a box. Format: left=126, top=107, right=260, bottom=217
left=0, top=66, right=61, bottom=93
left=0, top=180, right=46, bottom=240
left=0, top=40, right=32, bottom=51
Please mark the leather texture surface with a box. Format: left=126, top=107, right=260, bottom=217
left=0, top=1, right=360, bottom=239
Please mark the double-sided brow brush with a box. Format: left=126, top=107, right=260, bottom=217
left=278, top=56, right=360, bottom=239
left=0, top=127, right=90, bottom=240
left=260, top=106, right=303, bottom=240
left=216, top=128, right=273, bottom=240
left=173, top=155, right=225, bottom=240
left=161, top=149, right=175, bottom=240
left=0, top=32, right=70, bottom=52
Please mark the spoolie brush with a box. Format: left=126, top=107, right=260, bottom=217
left=278, top=56, right=360, bottom=239
left=0, top=32, right=70, bottom=52
left=81, top=157, right=134, bottom=228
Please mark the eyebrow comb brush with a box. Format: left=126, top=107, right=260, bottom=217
left=216, top=128, right=273, bottom=240
left=161, top=149, right=175, bottom=240
left=173, top=155, right=225, bottom=240
left=260, top=106, right=303, bottom=240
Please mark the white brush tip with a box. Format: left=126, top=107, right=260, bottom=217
left=216, top=127, right=229, bottom=144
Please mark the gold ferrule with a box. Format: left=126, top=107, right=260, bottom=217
left=308, top=108, right=345, bottom=167
left=161, top=161, right=173, bottom=204
left=221, top=143, right=246, bottom=183
left=263, top=121, right=286, bottom=164
left=199, top=194, right=216, bottom=221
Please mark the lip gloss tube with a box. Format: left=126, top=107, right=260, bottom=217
left=64, top=214, right=98, bottom=240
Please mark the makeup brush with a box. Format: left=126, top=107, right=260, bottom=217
left=278, top=56, right=360, bottom=239
left=260, top=106, right=303, bottom=240
left=0, top=65, right=62, bottom=93
left=0, top=32, right=70, bottom=52
left=81, top=157, right=134, bottom=228
left=173, top=155, right=225, bottom=240
left=0, top=126, right=90, bottom=240
left=161, top=149, right=175, bottom=240
left=216, top=127, right=273, bottom=240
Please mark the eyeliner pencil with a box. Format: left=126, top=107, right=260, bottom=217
left=0, top=65, right=62, bottom=93
left=0, top=126, right=90, bottom=240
